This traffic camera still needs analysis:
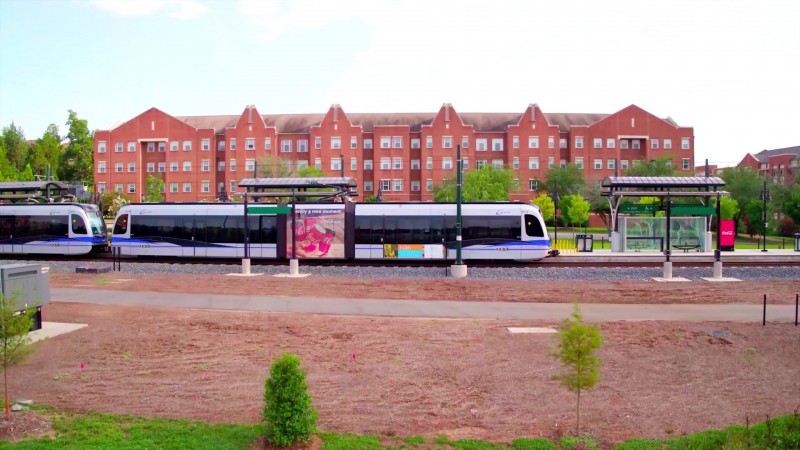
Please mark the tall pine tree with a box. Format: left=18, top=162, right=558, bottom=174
left=58, top=110, right=93, bottom=184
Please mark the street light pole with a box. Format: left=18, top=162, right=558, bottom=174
left=760, top=180, right=770, bottom=252
left=552, top=183, right=560, bottom=252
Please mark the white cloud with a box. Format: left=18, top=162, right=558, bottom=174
left=91, top=0, right=208, bottom=20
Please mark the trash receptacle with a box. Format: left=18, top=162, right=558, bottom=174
left=576, top=234, right=594, bottom=252
left=794, top=233, right=800, bottom=252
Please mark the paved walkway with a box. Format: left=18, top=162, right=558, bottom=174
left=52, top=288, right=799, bottom=323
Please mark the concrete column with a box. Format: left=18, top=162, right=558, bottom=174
left=450, top=264, right=468, bottom=278
left=713, top=261, right=723, bottom=279
left=662, top=261, right=673, bottom=279
left=241, top=258, right=251, bottom=275
left=611, top=232, right=622, bottom=252
left=289, top=259, right=299, bottom=276
left=705, top=231, right=713, bottom=252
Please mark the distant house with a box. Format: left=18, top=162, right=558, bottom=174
left=738, top=145, right=800, bottom=186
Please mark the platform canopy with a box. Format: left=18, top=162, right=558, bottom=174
left=0, top=181, right=75, bottom=203
left=602, top=176, right=726, bottom=192
left=236, top=177, right=357, bottom=201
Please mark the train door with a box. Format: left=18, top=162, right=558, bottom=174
left=0, top=216, right=13, bottom=254
left=70, top=213, right=90, bottom=255
left=369, top=216, right=384, bottom=259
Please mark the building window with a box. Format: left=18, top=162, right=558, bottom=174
left=651, top=138, right=659, bottom=150
left=575, top=137, right=584, bottom=149
left=426, top=179, right=433, bottom=192
left=380, top=137, right=391, bottom=148
left=681, top=138, right=690, bottom=150
left=114, top=142, right=122, bottom=152
left=392, top=157, right=403, bottom=170
left=411, top=138, right=420, bottom=149
left=476, top=139, right=487, bottom=151
left=229, top=159, right=236, bottom=172
left=411, top=159, right=420, bottom=170
left=230, top=181, right=237, bottom=193
left=128, top=183, right=136, bottom=193
left=350, top=136, right=358, bottom=149
left=411, top=181, right=420, bottom=192
left=201, top=160, right=210, bottom=172
left=548, top=157, right=555, bottom=169
left=218, top=140, right=225, bottom=151
left=512, top=136, right=519, bottom=149
left=512, top=157, right=519, bottom=170
left=98, top=161, right=106, bottom=173
left=281, top=140, right=292, bottom=152
left=477, top=160, right=487, bottom=169
left=168, top=141, right=176, bottom=152
left=492, top=159, right=504, bottom=169
left=202, top=181, right=210, bottom=193
left=158, top=162, right=166, bottom=173
left=528, top=180, right=538, bottom=191
left=218, top=182, right=224, bottom=193
left=158, top=142, right=166, bottom=152
left=183, top=161, right=191, bottom=172
left=442, top=136, right=453, bottom=149
left=183, top=141, right=192, bottom=151
left=426, top=157, right=433, bottom=169
left=146, top=162, right=155, bottom=173
left=245, top=159, right=255, bottom=172
left=594, top=159, right=602, bottom=169
left=576, top=157, right=584, bottom=169
left=442, top=157, right=453, bottom=170
left=202, top=139, right=211, bottom=151
left=528, top=137, right=539, bottom=149
left=217, top=161, right=225, bottom=172
left=245, top=138, right=255, bottom=150
left=297, top=139, right=308, bottom=152
left=128, top=141, right=136, bottom=152
left=426, top=136, right=433, bottom=149
left=593, top=138, right=602, bottom=149
left=264, top=138, right=272, bottom=150
left=529, top=157, right=539, bottom=170
left=331, top=157, right=342, bottom=171
left=664, top=139, right=672, bottom=150
left=559, top=138, right=567, bottom=149
left=393, top=180, right=403, bottom=191
left=492, top=139, right=503, bottom=151
left=607, top=138, right=615, bottom=149
left=607, top=159, right=616, bottom=169
left=115, top=162, right=123, bottom=173
left=380, top=180, right=390, bottom=192
left=297, top=160, right=309, bottom=169
left=115, top=183, right=123, bottom=193
left=620, top=140, right=629, bottom=150
left=230, top=139, right=237, bottom=151
left=462, top=136, right=469, bottom=148
left=147, top=142, right=155, bottom=152
left=364, top=181, right=373, bottom=192
left=98, top=182, right=106, bottom=193
left=314, top=158, right=322, bottom=169
left=314, top=137, right=322, bottom=150
left=351, top=157, right=358, bottom=171
left=682, top=158, right=690, bottom=170
left=462, top=157, right=469, bottom=170
left=169, top=182, right=178, bottom=193
left=513, top=179, right=519, bottom=191
left=632, top=140, right=641, bottom=150
left=183, top=182, right=191, bottom=193
left=380, top=157, right=391, bottom=170
left=392, top=136, right=403, bottom=148
left=560, top=159, right=567, bottom=168
left=331, top=137, right=341, bottom=149
left=364, top=138, right=373, bottom=149
left=621, top=160, right=629, bottom=170
left=548, top=136, right=555, bottom=149
left=364, top=159, right=373, bottom=170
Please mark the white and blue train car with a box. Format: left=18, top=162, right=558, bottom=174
left=353, top=202, right=550, bottom=261
left=0, top=203, right=108, bottom=255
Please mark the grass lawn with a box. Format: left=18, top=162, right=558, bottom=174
left=1, top=406, right=798, bottom=450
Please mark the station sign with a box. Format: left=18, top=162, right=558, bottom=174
left=619, top=204, right=659, bottom=214
left=669, top=205, right=715, bottom=216
left=247, top=206, right=292, bottom=215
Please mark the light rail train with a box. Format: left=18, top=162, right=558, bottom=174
left=0, top=203, right=108, bottom=255
left=110, top=202, right=550, bottom=261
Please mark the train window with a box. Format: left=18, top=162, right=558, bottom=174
left=445, top=216, right=457, bottom=242
left=260, top=216, right=277, bottom=244
left=396, top=217, right=414, bottom=244
left=370, top=216, right=384, bottom=245
left=18, top=215, right=69, bottom=237
left=0, top=217, right=12, bottom=240
left=462, top=216, right=517, bottom=241
left=88, top=210, right=106, bottom=236
left=113, top=214, right=128, bottom=235
left=524, top=214, right=545, bottom=237
left=354, top=216, right=371, bottom=245
left=205, top=216, right=244, bottom=243
left=131, top=215, right=188, bottom=241
left=383, top=217, right=397, bottom=245
left=430, top=216, right=445, bottom=244
left=410, top=217, right=431, bottom=244
left=71, top=214, right=88, bottom=235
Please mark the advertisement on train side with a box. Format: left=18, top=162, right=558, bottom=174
left=287, top=206, right=345, bottom=258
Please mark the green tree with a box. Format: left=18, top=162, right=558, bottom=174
left=58, top=110, right=94, bottom=184
left=552, top=304, right=603, bottom=436
left=532, top=194, right=555, bottom=225
left=263, top=353, right=318, bottom=446
left=256, top=156, right=295, bottom=177
left=144, top=175, right=165, bottom=202
left=624, top=155, right=677, bottom=176
left=99, top=191, right=131, bottom=218
left=717, top=196, right=740, bottom=221
left=567, top=195, right=590, bottom=229
left=27, top=124, right=62, bottom=177
left=1, top=123, right=29, bottom=171
left=433, top=166, right=515, bottom=202
left=1, top=294, right=36, bottom=419
left=585, top=185, right=610, bottom=230
left=433, top=178, right=456, bottom=202
left=779, top=186, right=800, bottom=226
left=18, top=163, right=34, bottom=181
left=721, top=167, right=763, bottom=235
left=296, top=165, right=326, bottom=178
left=545, top=164, right=585, bottom=196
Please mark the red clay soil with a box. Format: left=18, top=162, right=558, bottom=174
left=3, top=273, right=800, bottom=446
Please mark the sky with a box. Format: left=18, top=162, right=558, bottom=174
left=1, top=0, right=798, bottom=168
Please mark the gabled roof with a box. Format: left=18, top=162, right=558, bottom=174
left=602, top=176, right=726, bottom=189
left=751, top=145, right=800, bottom=162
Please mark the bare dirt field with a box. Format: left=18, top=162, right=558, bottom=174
left=3, top=273, right=800, bottom=446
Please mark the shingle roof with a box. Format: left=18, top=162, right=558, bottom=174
left=751, top=145, right=800, bottom=162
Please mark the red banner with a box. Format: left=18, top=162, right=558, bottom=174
left=720, top=219, right=735, bottom=249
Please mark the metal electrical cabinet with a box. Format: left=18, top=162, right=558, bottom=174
left=0, top=264, right=50, bottom=331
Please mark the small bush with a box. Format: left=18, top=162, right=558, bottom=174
left=612, top=438, right=664, bottom=450
left=511, top=437, right=559, bottom=449
left=262, top=353, right=318, bottom=446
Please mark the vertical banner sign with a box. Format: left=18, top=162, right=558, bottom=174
left=720, top=219, right=735, bottom=250
left=287, top=206, right=345, bottom=258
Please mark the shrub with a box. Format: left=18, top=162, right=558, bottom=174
left=511, top=437, right=559, bottom=449
left=262, top=353, right=318, bottom=446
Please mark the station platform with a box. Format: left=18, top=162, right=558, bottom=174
left=545, top=249, right=799, bottom=264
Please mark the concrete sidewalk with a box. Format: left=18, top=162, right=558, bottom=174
left=51, top=288, right=800, bottom=323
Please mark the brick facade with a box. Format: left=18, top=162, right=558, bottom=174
left=737, top=146, right=800, bottom=186
left=93, top=103, right=695, bottom=202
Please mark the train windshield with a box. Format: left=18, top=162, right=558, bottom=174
left=88, top=210, right=107, bottom=237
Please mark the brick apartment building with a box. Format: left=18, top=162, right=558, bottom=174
left=92, top=103, right=695, bottom=202
left=737, top=145, right=800, bottom=186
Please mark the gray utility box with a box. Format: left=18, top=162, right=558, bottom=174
left=0, top=264, right=50, bottom=331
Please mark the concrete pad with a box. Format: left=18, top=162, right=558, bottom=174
left=507, top=327, right=557, bottom=334
left=29, top=322, right=88, bottom=343
left=273, top=273, right=312, bottom=278
left=652, top=277, right=691, bottom=282
left=226, top=273, right=264, bottom=277
left=701, top=277, right=741, bottom=282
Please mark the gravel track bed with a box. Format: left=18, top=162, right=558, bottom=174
left=5, top=259, right=800, bottom=281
